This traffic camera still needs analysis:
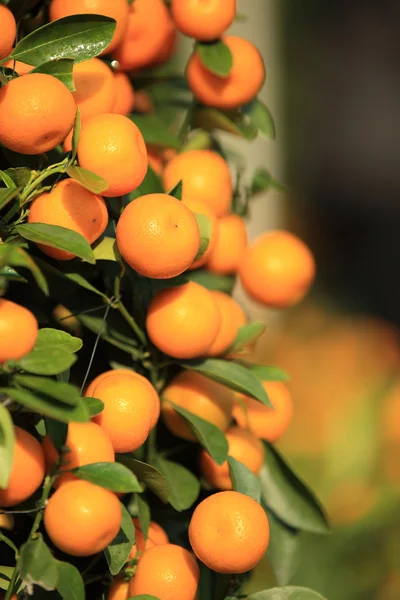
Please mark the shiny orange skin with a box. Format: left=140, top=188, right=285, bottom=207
left=0, top=73, right=76, bottom=155
left=3, top=59, right=32, bottom=75
left=77, top=113, right=147, bottom=197
left=239, top=230, right=316, bottom=308
left=112, top=0, right=172, bottom=71
left=200, top=427, right=264, bottom=490
left=49, top=0, right=129, bottom=55
left=163, top=150, right=232, bottom=218
left=129, top=518, right=169, bottom=560
left=44, top=480, right=121, bottom=556
left=171, top=0, right=236, bottom=41
left=72, top=58, right=116, bottom=122
left=87, top=371, right=159, bottom=452
left=187, top=35, right=265, bottom=110
left=0, top=300, right=38, bottom=363
left=116, top=194, right=200, bottom=279
left=206, top=214, right=247, bottom=274
left=0, top=427, right=45, bottom=507
left=146, top=282, right=221, bottom=359
left=189, top=491, right=270, bottom=574
left=28, top=178, right=108, bottom=260
left=42, top=421, right=115, bottom=488
left=108, top=576, right=130, bottom=600
left=86, top=368, right=160, bottom=429
left=207, top=291, right=243, bottom=356
left=128, top=544, right=200, bottom=600
left=182, top=198, right=218, bottom=269
left=112, top=72, right=135, bottom=116
left=162, top=370, right=233, bottom=441
left=0, top=5, right=16, bottom=60
left=233, top=381, right=293, bottom=442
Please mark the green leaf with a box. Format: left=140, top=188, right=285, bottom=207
left=72, top=462, right=142, bottom=493
left=228, top=456, right=262, bottom=503
left=137, top=494, right=151, bottom=540
left=4, top=167, right=33, bottom=188
left=7, top=246, right=49, bottom=296
left=193, top=213, right=211, bottom=260
left=193, top=107, right=258, bottom=140
left=195, top=40, right=233, bottom=77
left=266, top=510, right=300, bottom=586
left=11, top=15, right=116, bottom=66
left=66, top=165, right=109, bottom=194
left=0, top=387, right=89, bottom=423
left=241, top=362, right=290, bottom=383
left=70, top=108, right=81, bottom=162
left=56, top=561, right=85, bottom=600
left=16, top=223, right=96, bottom=264
left=0, top=405, right=15, bottom=488
left=130, top=114, right=181, bottom=149
left=20, top=535, right=59, bottom=591
left=228, top=322, right=265, bottom=353
left=104, top=503, right=135, bottom=576
left=0, top=169, right=18, bottom=188
left=185, top=269, right=236, bottom=294
left=0, top=566, right=25, bottom=592
left=168, top=180, right=183, bottom=200
left=35, top=328, right=82, bottom=353
left=245, top=98, right=276, bottom=140
left=45, top=418, right=68, bottom=452
left=116, top=456, right=169, bottom=504
left=0, top=265, right=26, bottom=282
left=30, top=58, right=75, bottom=91
left=180, top=359, right=272, bottom=406
left=83, top=396, right=104, bottom=417
left=260, top=444, right=329, bottom=534
left=248, top=587, right=328, bottom=600
left=36, top=258, right=108, bottom=300
left=251, top=167, right=272, bottom=195
left=0, top=186, right=21, bottom=211
left=93, top=237, right=118, bottom=261
left=168, top=402, right=228, bottom=465
left=14, top=375, right=80, bottom=406
left=15, top=348, right=77, bottom=376
left=152, top=456, right=200, bottom=511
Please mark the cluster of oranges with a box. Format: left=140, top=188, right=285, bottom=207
left=0, top=1, right=317, bottom=599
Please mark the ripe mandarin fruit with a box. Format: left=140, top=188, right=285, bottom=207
left=129, top=518, right=169, bottom=560
left=116, top=194, right=200, bottom=279
left=239, top=230, right=316, bottom=308
left=77, top=113, right=147, bottom=197
left=233, top=381, right=293, bottom=442
left=72, top=58, right=116, bottom=122
left=182, top=198, right=218, bottom=269
left=206, top=214, right=247, bottom=274
left=146, top=282, right=221, bottom=359
left=0, top=5, right=16, bottom=60
left=162, top=370, right=233, bottom=440
left=28, top=179, right=108, bottom=260
left=44, top=479, right=121, bottom=556
left=163, top=150, right=232, bottom=218
left=86, top=368, right=160, bottom=429
left=200, top=427, right=264, bottom=490
left=128, top=544, right=200, bottom=600
left=0, top=299, right=38, bottom=363
left=0, top=73, right=76, bottom=155
left=207, top=291, right=243, bottom=356
left=187, top=35, right=265, bottom=110
left=189, top=491, right=270, bottom=574
left=49, top=0, right=129, bottom=54
left=3, top=59, right=32, bottom=75
left=87, top=371, right=159, bottom=452
left=52, top=304, right=81, bottom=335
left=42, top=421, right=115, bottom=487
left=230, top=300, right=247, bottom=328
left=171, top=0, right=236, bottom=41
left=0, top=426, right=45, bottom=507
left=112, top=0, right=172, bottom=71
left=108, top=576, right=130, bottom=600
left=151, top=19, right=177, bottom=67
left=112, top=72, right=135, bottom=116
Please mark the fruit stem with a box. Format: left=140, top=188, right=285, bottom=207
left=117, top=300, right=147, bottom=346
left=19, top=160, right=69, bottom=205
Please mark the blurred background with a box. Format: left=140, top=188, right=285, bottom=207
left=234, top=1, right=400, bottom=599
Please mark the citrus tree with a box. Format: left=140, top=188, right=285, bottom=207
left=0, top=1, right=328, bottom=599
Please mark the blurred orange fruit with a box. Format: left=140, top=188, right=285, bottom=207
left=128, top=518, right=169, bottom=560
left=116, top=193, right=200, bottom=279
left=72, top=58, right=116, bottom=122
left=112, top=72, right=135, bottom=116
left=206, top=214, right=247, bottom=274
left=108, top=576, right=130, bottom=600
left=207, top=291, right=243, bottom=356
left=182, top=198, right=218, bottom=269
left=171, top=0, right=236, bottom=41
